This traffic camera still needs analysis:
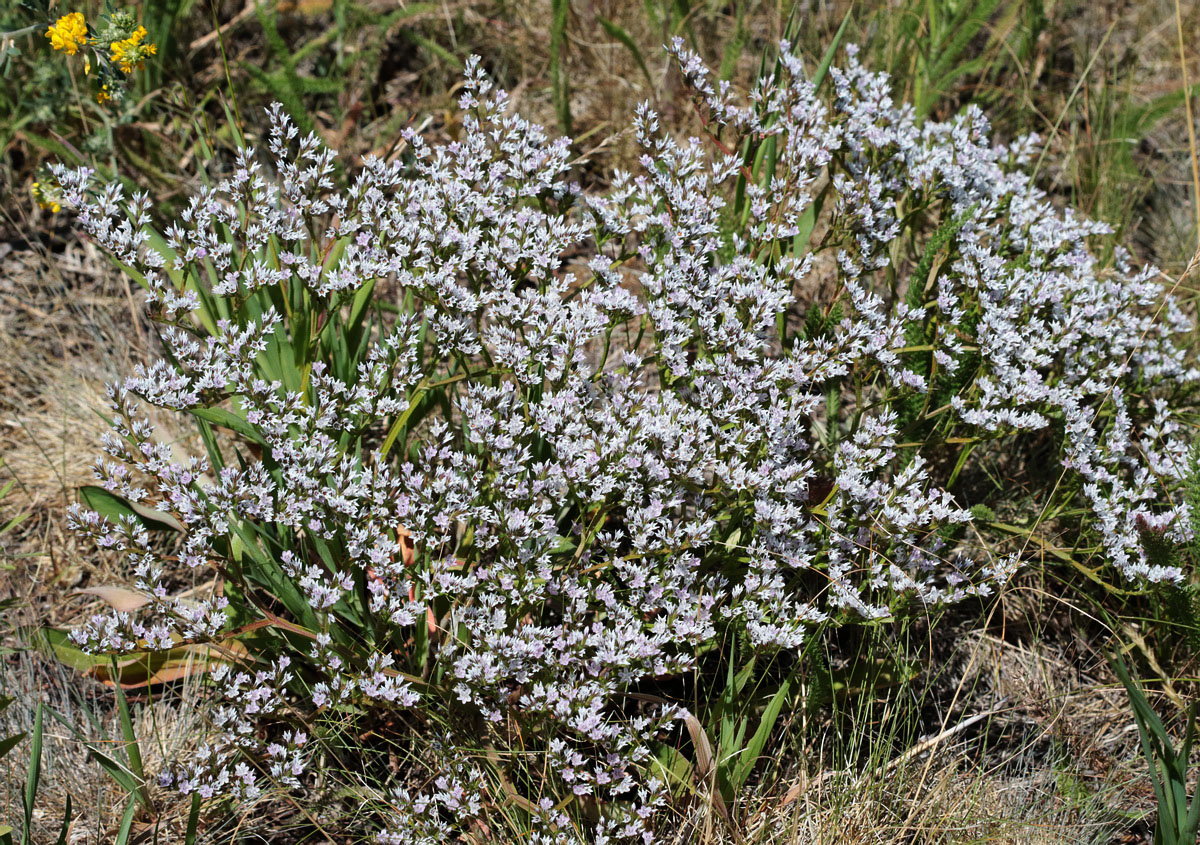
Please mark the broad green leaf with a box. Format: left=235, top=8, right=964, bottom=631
left=190, top=406, right=269, bottom=446
left=0, top=732, right=25, bottom=760
left=42, top=626, right=244, bottom=689
left=86, top=745, right=143, bottom=799
left=79, top=486, right=184, bottom=533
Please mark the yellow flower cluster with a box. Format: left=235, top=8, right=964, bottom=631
left=45, top=12, right=88, bottom=55
left=109, top=25, right=156, bottom=74
left=42, top=9, right=158, bottom=104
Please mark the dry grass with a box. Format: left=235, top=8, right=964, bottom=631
left=0, top=645, right=209, bottom=843
left=0, top=239, right=209, bottom=842
left=0, top=239, right=144, bottom=616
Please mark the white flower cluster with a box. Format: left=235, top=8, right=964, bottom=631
left=53, top=40, right=1195, bottom=840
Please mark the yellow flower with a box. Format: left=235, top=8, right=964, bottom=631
left=45, top=12, right=88, bottom=56
left=109, top=26, right=156, bottom=74
left=96, top=83, right=112, bottom=104
left=31, top=181, right=61, bottom=214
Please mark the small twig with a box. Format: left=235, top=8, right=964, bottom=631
left=879, top=699, right=1009, bottom=776
left=779, top=699, right=1010, bottom=806
left=189, top=0, right=256, bottom=54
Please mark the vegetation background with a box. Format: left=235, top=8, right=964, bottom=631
left=1, top=0, right=1200, bottom=841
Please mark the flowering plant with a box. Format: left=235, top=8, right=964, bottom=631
left=43, top=7, right=156, bottom=104
left=52, top=39, right=1197, bottom=840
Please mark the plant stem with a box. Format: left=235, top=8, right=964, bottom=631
left=1174, top=0, right=1200, bottom=247
left=0, top=24, right=40, bottom=40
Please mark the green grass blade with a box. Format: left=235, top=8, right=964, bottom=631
left=53, top=794, right=71, bottom=845
left=184, top=792, right=201, bottom=844
left=21, top=704, right=42, bottom=845
left=114, top=796, right=137, bottom=845
left=141, top=0, right=193, bottom=88
left=812, top=8, right=853, bottom=92
left=110, top=658, right=153, bottom=810
left=1110, top=653, right=1178, bottom=835
left=399, top=29, right=461, bottom=68
left=0, top=731, right=26, bottom=760
left=1186, top=768, right=1200, bottom=839
left=189, top=407, right=270, bottom=447
left=730, top=671, right=793, bottom=794
left=597, top=16, right=651, bottom=87
left=550, top=0, right=572, bottom=135
left=926, top=0, right=1000, bottom=85
left=717, top=3, right=747, bottom=81
left=86, top=744, right=145, bottom=800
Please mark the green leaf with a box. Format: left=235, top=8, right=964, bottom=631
left=114, top=795, right=137, bottom=845
left=729, top=671, right=793, bottom=793
left=53, top=794, right=71, bottom=845
left=190, top=406, right=268, bottom=446
left=78, top=486, right=184, bottom=533
left=40, top=627, right=108, bottom=674
left=0, top=732, right=26, bottom=760
left=86, top=744, right=144, bottom=800
left=110, top=658, right=153, bottom=810
left=549, top=0, right=571, bottom=134
left=140, top=0, right=193, bottom=87
left=185, top=793, right=201, bottom=845
left=21, top=132, right=81, bottom=165
left=650, top=744, right=693, bottom=796
left=812, top=8, right=852, bottom=92
left=22, top=704, right=42, bottom=845
left=717, top=3, right=747, bottom=81
left=1108, top=650, right=1200, bottom=842
left=398, top=29, right=461, bottom=68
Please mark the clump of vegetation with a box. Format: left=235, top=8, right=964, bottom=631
left=42, top=34, right=1200, bottom=839
left=4, top=1, right=1200, bottom=842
